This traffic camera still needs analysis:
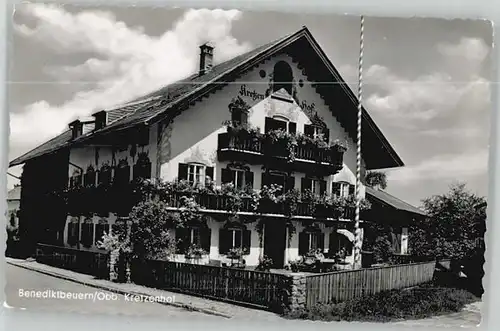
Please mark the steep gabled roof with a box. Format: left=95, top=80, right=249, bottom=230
left=366, top=186, right=427, bottom=217
left=9, top=26, right=404, bottom=170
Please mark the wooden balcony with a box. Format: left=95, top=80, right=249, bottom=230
left=217, top=132, right=345, bottom=175
left=164, top=192, right=355, bottom=221
left=60, top=183, right=357, bottom=221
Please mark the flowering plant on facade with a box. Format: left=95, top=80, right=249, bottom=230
left=264, top=129, right=298, bottom=162
left=219, top=183, right=244, bottom=214
left=278, top=189, right=301, bottom=217
left=185, top=244, right=207, bottom=259
left=227, top=247, right=247, bottom=259
left=332, top=138, right=348, bottom=151
left=256, top=255, right=274, bottom=272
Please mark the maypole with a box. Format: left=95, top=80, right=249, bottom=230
left=353, top=15, right=364, bottom=269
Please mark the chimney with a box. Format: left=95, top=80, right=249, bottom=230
left=92, top=110, right=107, bottom=130
left=69, top=120, right=83, bottom=140
left=199, top=42, right=214, bottom=75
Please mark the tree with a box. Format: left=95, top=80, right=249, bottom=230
left=128, top=199, right=178, bottom=261
left=410, top=183, right=486, bottom=261
left=365, top=171, right=387, bottom=190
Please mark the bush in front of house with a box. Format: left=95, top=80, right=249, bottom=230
left=283, top=283, right=478, bottom=322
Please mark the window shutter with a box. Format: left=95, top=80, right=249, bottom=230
left=332, top=182, right=341, bottom=196
left=304, top=124, right=314, bottom=138
left=205, top=166, right=214, bottom=182
left=395, top=232, right=402, bottom=254
left=178, top=163, right=188, bottom=181
left=319, top=180, right=327, bottom=195
left=242, top=230, right=251, bottom=255
left=245, top=171, right=254, bottom=189
left=261, top=172, right=270, bottom=188
left=231, top=109, right=241, bottom=124
left=201, top=227, right=211, bottom=252
left=349, top=184, right=355, bottom=196
left=318, top=232, right=325, bottom=251
left=288, top=122, right=297, bottom=134
left=219, top=229, right=230, bottom=254
left=176, top=227, right=189, bottom=254
left=241, top=111, right=248, bottom=126
left=323, top=128, right=330, bottom=143
left=221, top=168, right=234, bottom=184
left=285, top=176, right=295, bottom=192
left=391, top=231, right=398, bottom=253
left=329, top=233, right=339, bottom=253
left=265, top=117, right=274, bottom=133
left=299, top=232, right=309, bottom=255
left=301, top=177, right=312, bottom=193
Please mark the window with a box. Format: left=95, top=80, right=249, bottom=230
left=133, top=153, right=152, bottom=180
left=272, top=61, right=294, bottom=95
left=80, top=218, right=94, bottom=248
left=69, top=170, right=82, bottom=189
left=67, top=218, right=79, bottom=246
left=304, top=124, right=330, bottom=142
left=261, top=171, right=294, bottom=194
left=98, top=164, right=112, bottom=186
left=176, top=225, right=211, bottom=253
left=301, top=177, right=326, bottom=196
left=114, top=159, right=130, bottom=186
left=83, top=166, right=96, bottom=187
left=265, top=117, right=296, bottom=134
left=178, top=163, right=214, bottom=187
left=219, top=227, right=251, bottom=255
left=231, top=108, right=248, bottom=127
left=298, top=228, right=325, bottom=255
left=188, top=164, right=205, bottom=186
left=95, top=220, right=110, bottom=246
left=332, top=182, right=354, bottom=198
left=329, top=232, right=353, bottom=259
left=221, top=168, right=254, bottom=189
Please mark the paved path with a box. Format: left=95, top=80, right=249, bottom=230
left=5, top=263, right=219, bottom=319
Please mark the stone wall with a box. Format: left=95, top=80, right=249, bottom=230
left=281, top=273, right=308, bottom=312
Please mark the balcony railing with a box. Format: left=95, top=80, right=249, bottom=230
left=57, top=182, right=359, bottom=221
left=164, top=191, right=356, bottom=220
left=217, top=132, right=345, bottom=172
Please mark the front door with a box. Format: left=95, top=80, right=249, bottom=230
left=263, top=220, right=287, bottom=268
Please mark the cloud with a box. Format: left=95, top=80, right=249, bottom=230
left=437, top=37, right=490, bottom=78
left=10, top=4, right=252, bottom=157
left=363, top=37, right=491, bottom=128
left=387, top=149, right=488, bottom=183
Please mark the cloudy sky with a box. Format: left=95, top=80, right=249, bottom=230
left=7, top=4, right=493, bottom=206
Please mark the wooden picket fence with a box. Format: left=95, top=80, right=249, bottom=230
left=35, top=243, right=109, bottom=279
left=130, top=259, right=288, bottom=310
left=304, top=260, right=436, bottom=307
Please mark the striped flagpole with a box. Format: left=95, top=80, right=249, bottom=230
left=353, top=15, right=364, bottom=269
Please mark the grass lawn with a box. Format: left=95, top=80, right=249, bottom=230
left=283, top=282, right=479, bottom=322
